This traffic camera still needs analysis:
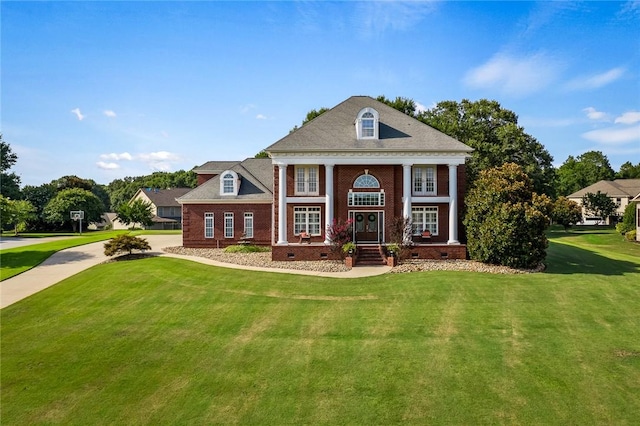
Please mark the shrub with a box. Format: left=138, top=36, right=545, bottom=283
left=625, top=230, right=637, bottom=242
left=326, top=218, right=354, bottom=258
left=342, top=242, right=356, bottom=256
left=104, top=234, right=151, bottom=257
left=224, top=244, right=270, bottom=253
left=464, top=163, right=549, bottom=269
left=616, top=202, right=637, bottom=235
left=552, top=196, right=583, bottom=231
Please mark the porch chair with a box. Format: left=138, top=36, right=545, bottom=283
left=299, top=232, right=311, bottom=244
left=421, top=230, right=432, bottom=242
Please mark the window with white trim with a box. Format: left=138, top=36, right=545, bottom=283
left=348, top=191, right=385, bottom=206
left=412, top=206, right=438, bottom=235
left=244, top=212, right=254, bottom=238
left=204, top=213, right=214, bottom=238
left=356, top=107, right=379, bottom=139
left=294, top=206, right=321, bottom=235
left=353, top=174, right=380, bottom=188
left=295, top=166, right=319, bottom=195
left=413, top=166, right=436, bottom=195
left=224, top=212, right=234, bottom=238
left=220, top=170, right=239, bottom=196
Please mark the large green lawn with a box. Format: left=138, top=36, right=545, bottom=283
left=1, top=229, right=639, bottom=424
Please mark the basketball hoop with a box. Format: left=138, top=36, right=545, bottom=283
left=70, top=210, right=85, bottom=234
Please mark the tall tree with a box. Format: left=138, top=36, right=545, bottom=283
left=43, top=188, right=105, bottom=231
left=556, top=151, right=615, bottom=196
left=376, top=95, right=417, bottom=116
left=616, top=161, right=640, bottom=179
left=418, top=99, right=555, bottom=196
left=0, top=196, right=36, bottom=235
left=116, top=199, right=154, bottom=229
left=0, top=135, right=22, bottom=200
left=22, top=183, right=56, bottom=231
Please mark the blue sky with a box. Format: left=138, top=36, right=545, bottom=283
left=2, top=1, right=639, bottom=187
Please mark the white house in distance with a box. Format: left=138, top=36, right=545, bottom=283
left=567, top=179, right=640, bottom=225
left=633, top=192, right=640, bottom=242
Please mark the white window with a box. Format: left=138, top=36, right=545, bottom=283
left=295, top=166, right=319, bottom=195
left=205, top=213, right=214, bottom=238
left=220, top=170, right=239, bottom=196
left=356, top=107, right=379, bottom=140
left=244, top=212, right=253, bottom=238
left=413, top=166, right=436, bottom=195
left=294, top=206, right=321, bottom=235
left=224, top=212, right=234, bottom=238
left=353, top=174, right=380, bottom=188
left=348, top=191, right=385, bottom=206
left=412, top=207, right=438, bottom=235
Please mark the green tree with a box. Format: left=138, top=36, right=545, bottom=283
left=464, top=163, right=549, bottom=269
left=418, top=99, right=555, bottom=196
left=581, top=191, right=617, bottom=224
left=0, top=135, right=22, bottom=200
left=376, top=95, right=417, bottom=116
left=255, top=150, right=269, bottom=159
left=116, top=199, right=154, bottom=229
left=0, top=195, right=37, bottom=235
left=615, top=202, right=637, bottom=235
left=616, top=161, right=640, bottom=179
left=556, top=151, right=616, bottom=196
left=289, top=107, right=330, bottom=133
left=551, top=196, right=583, bottom=231
left=105, top=170, right=196, bottom=211
left=43, top=188, right=105, bottom=231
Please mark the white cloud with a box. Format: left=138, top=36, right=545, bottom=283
left=256, top=114, right=267, bottom=120
left=565, top=67, right=625, bottom=91
left=103, top=110, right=117, bottom=118
left=463, top=52, right=562, bottom=97
left=100, top=152, right=133, bottom=161
left=615, top=111, right=640, bottom=125
left=96, top=161, right=120, bottom=170
left=355, top=1, right=437, bottom=38
left=71, top=108, right=85, bottom=121
left=240, top=104, right=256, bottom=114
left=583, top=107, right=610, bottom=122
left=415, top=101, right=428, bottom=114
left=138, top=151, right=182, bottom=171
left=582, top=125, right=640, bottom=145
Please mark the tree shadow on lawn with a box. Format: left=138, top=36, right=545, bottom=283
left=545, top=241, right=639, bottom=275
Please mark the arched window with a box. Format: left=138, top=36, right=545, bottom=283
left=220, top=170, right=239, bottom=195
left=355, top=107, right=379, bottom=139
left=353, top=174, right=380, bottom=188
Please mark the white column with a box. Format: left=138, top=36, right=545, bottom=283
left=448, top=164, right=460, bottom=244
left=277, top=164, right=288, bottom=245
left=324, top=164, right=334, bottom=244
left=402, top=164, right=412, bottom=219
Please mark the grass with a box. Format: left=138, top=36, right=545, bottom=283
left=1, top=228, right=639, bottom=424
left=0, top=230, right=180, bottom=281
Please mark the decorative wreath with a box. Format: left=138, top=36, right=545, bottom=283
left=368, top=214, right=377, bottom=222
left=356, top=215, right=364, bottom=222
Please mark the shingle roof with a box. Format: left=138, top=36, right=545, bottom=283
left=137, top=188, right=193, bottom=207
left=568, top=179, right=640, bottom=198
left=265, top=96, right=473, bottom=154
left=193, top=161, right=241, bottom=174
left=177, top=158, right=273, bottom=203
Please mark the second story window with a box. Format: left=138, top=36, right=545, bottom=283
left=295, top=166, right=319, bottom=196
left=356, top=107, right=379, bottom=140
left=413, top=166, right=436, bottom=195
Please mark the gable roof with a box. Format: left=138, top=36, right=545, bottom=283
left=135, top=188, right=192, bottom=207
left=177, top=158, right=273, bottom=204
left=567, top=179, right=640, bottom=199
left=265, top=96, right=473, bottom=154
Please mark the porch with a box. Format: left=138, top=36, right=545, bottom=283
left=271, top=242, right=467, bottom=262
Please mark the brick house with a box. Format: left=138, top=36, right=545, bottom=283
left=178, top=96, right=473, bottom=260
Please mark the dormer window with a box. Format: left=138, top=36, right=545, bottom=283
left=356, top=107, right=379, bottom=140
left=220, top=170, right=239, bottom=196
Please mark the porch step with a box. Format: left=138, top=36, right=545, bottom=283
left=356, top=246, right=385, bottom=266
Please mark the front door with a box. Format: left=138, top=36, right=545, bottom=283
left=354, top=212, right=380, bottom=243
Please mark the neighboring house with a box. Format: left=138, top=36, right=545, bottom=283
left=633, top=192, right=640, bottom=242
left=567, top=179, right=640, bottom=225
left=178, top=95, right=473, bottom=261
left=130, top=187, right=193, bottom=230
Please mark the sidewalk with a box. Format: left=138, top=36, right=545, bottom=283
left=1, top=236, right=390, bottom=309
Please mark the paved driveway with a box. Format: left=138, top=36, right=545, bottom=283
left=0, top=235, right=182, bottom=309
left=0, top=235, right=77, bottom=249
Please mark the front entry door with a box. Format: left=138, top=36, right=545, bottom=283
left=354, top=212, right=380, bottom=243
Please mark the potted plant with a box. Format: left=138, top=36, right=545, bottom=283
left=342, top=242, right=356, bottom=257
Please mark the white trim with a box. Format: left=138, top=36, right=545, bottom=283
left=176, top=199, right=272, bottom=205
left=224, top=212, right=234, bottom=239
left=271, top=153, right=469, bottom=166
left=286, top=196, right=326, bottom=203
left=220, top=170, right=239, bottom=196
left=412, top=196, right=451, bottom=203
left=355, top=107, right=379, bottom=140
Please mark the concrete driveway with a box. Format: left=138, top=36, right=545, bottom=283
left=0, top=234, right=182, bottom=309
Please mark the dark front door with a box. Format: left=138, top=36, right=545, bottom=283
left=354, top=212, right=380, bottom=243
